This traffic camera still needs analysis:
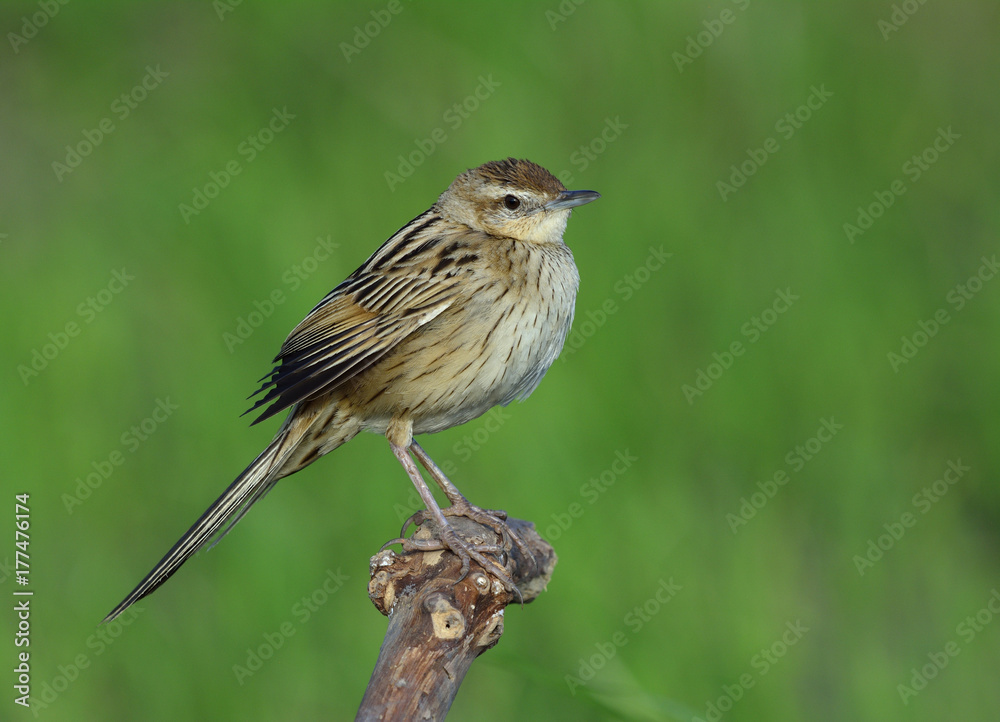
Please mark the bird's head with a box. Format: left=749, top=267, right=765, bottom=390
left=436, top=158, right=600, bottom=245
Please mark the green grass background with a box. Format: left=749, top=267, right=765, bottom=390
left=3, top=2, right=999, bottom=720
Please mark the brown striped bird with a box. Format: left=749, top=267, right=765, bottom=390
left=105, top=158, right=599, bottom=622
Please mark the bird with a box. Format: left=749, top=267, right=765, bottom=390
left=104, top=158, right=599, bottom=623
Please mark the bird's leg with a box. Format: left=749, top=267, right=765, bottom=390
left=409, top=441, right=497, bottom=512
left=382, top=441, right=514, bottom=588
left=409, top=440, right=535, bottom=574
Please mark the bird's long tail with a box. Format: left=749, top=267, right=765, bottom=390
left=103, top=407, right=328, bottom=623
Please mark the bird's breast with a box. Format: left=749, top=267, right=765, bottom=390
left=350, top=242, right=579, bottom=435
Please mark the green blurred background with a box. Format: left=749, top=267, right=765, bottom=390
left=3, top=2, right=999, bottom=720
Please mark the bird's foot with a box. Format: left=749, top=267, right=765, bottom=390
left=397, top=500, right=535, bottom=584
left=381, top=518, right=517, bottom=593
left=444, top=501, right=536, bottom=577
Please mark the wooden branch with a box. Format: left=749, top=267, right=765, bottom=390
left=356, top=516, right=557, bottom=721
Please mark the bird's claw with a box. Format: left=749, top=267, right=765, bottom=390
left=385, top=510, right=528, bottom=593
left=445, top=501, right=537, bottom=578
left=382, top=529, right=514, bottom=589
left=400, top=502, right=534, bottom=576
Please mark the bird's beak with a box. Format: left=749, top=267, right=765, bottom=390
left=545, top=189, right=601, bottom=211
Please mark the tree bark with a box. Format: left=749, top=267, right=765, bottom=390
left=356, top=516, right=556, bottom=721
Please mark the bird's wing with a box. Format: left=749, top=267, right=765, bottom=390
left=245, top=211, right=467, bottom=423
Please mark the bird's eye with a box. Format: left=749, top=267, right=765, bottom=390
left=502, top=195, right=521, bottom=211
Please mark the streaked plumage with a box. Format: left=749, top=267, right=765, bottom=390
left=105, top=158, right=599, bottom=622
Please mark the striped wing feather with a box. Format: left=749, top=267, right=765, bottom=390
left=246, top=212, right=461, bottom=423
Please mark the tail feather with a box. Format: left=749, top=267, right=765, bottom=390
left=103, top=417, right=314, bottom=624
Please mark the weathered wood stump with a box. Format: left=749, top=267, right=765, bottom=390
left=356, top=515, right=556, bottom=721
